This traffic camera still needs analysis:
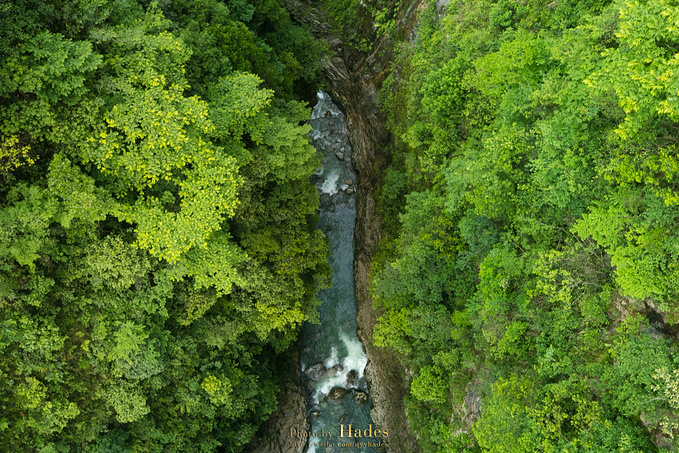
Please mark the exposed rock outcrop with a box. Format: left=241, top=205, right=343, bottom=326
left=354, top=390, right=369, bottom=405
left=329, top=387, right=348, bottom=401
left=305, top=363, right=327, bottom=381
left=251, top=1, right=425, bottom=451
left=346, top=369, right=358, bottom=387
left=462, top=379, right=482, bottom=428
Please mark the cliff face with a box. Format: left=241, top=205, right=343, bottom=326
left=282, top=1, right=424, bottom=451
left=323, top=47, right=417, bottom=453
left=249, top=1, right=424, bottom=451
left=320, top=30, right=420, bottom=453
left=248, top=347, right=310, bottom=453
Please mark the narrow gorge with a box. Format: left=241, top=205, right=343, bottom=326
left=249, top=2, right=423, bottom=452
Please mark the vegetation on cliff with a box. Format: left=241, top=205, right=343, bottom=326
left=373, top=0, right=679, bottom=451
left=6, top=0, right=679, bottom=450
left=0, top=0, right=329, bottom=450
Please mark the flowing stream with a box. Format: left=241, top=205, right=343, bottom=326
left=300, top=92, right=385, bottom=453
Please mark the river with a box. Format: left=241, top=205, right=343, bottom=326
left=299, top=92, right=385, bottom=453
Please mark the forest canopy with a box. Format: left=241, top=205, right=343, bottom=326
left=0, top=0, right=329, bottom=451
left=5, top=0, right=679, bottom=451
left=371, top=0, right=679, bottom=451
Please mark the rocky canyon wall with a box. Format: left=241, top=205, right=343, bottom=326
left=284, top=1, right=424, bottom=451
left=249, top=1, right=424, bottom=451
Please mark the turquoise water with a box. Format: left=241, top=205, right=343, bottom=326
left=300, top=92, right=385, bottom=453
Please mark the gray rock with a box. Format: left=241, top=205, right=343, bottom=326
left=327, top=364, right=344, bottom=377
left=305, top=363, right=326, bottom=381
left=462, top=379, right=482, bottom=428
left=345, top=188, right=354, bottom=195
left=336, top=152, right=344, bottom=160
left=346, top=370, right=358, bottom=387
left=309, top=404, right=321, bottom=417
left=436, top=0, right=451, bottom=14
left=344, top=179, right=353, bottom=185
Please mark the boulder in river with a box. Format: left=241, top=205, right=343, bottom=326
left=354, top=390, right=368, bottom=405
left=328, top=387, right=347, bottom=401
left=346, top=370, right=358, bottom=387
left=336, top=152, right=344, bottom=160
left=326, top=363, right=344, bottom=377
left=305, top=363, right=326, bottom=381
left=344, top=178, right=353, bottom=185
left=308, top=403, right=321, bottom=417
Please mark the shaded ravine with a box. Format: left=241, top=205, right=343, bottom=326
left=251, top=2, right=424, bottom=451
left=299, top=92, right=386, bottom=453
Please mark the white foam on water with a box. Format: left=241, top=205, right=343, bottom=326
left=311, top=90, right=343, bottom=120
left=311, top=332, right=369, bottom=404
left=323, top=347, right=339, bottom=369
left=301, top=362, right=306, bottom=373
left=314, top=372, right=348, bottom=404
left=328, top=104, right=342, bottom=117
left=310, top=129, right=323, bottom=140
left=306, top=442, right=317, bottom=453
left=340, top=331, right=368, bottom=379
left=320, top=170, right=340, bottom=195
left=310, top=91, right=326, bottom=120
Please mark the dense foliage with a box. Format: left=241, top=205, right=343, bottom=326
left=0, top=0, right=329, bottom=450
left=373, top=0, right=679, bottom=451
